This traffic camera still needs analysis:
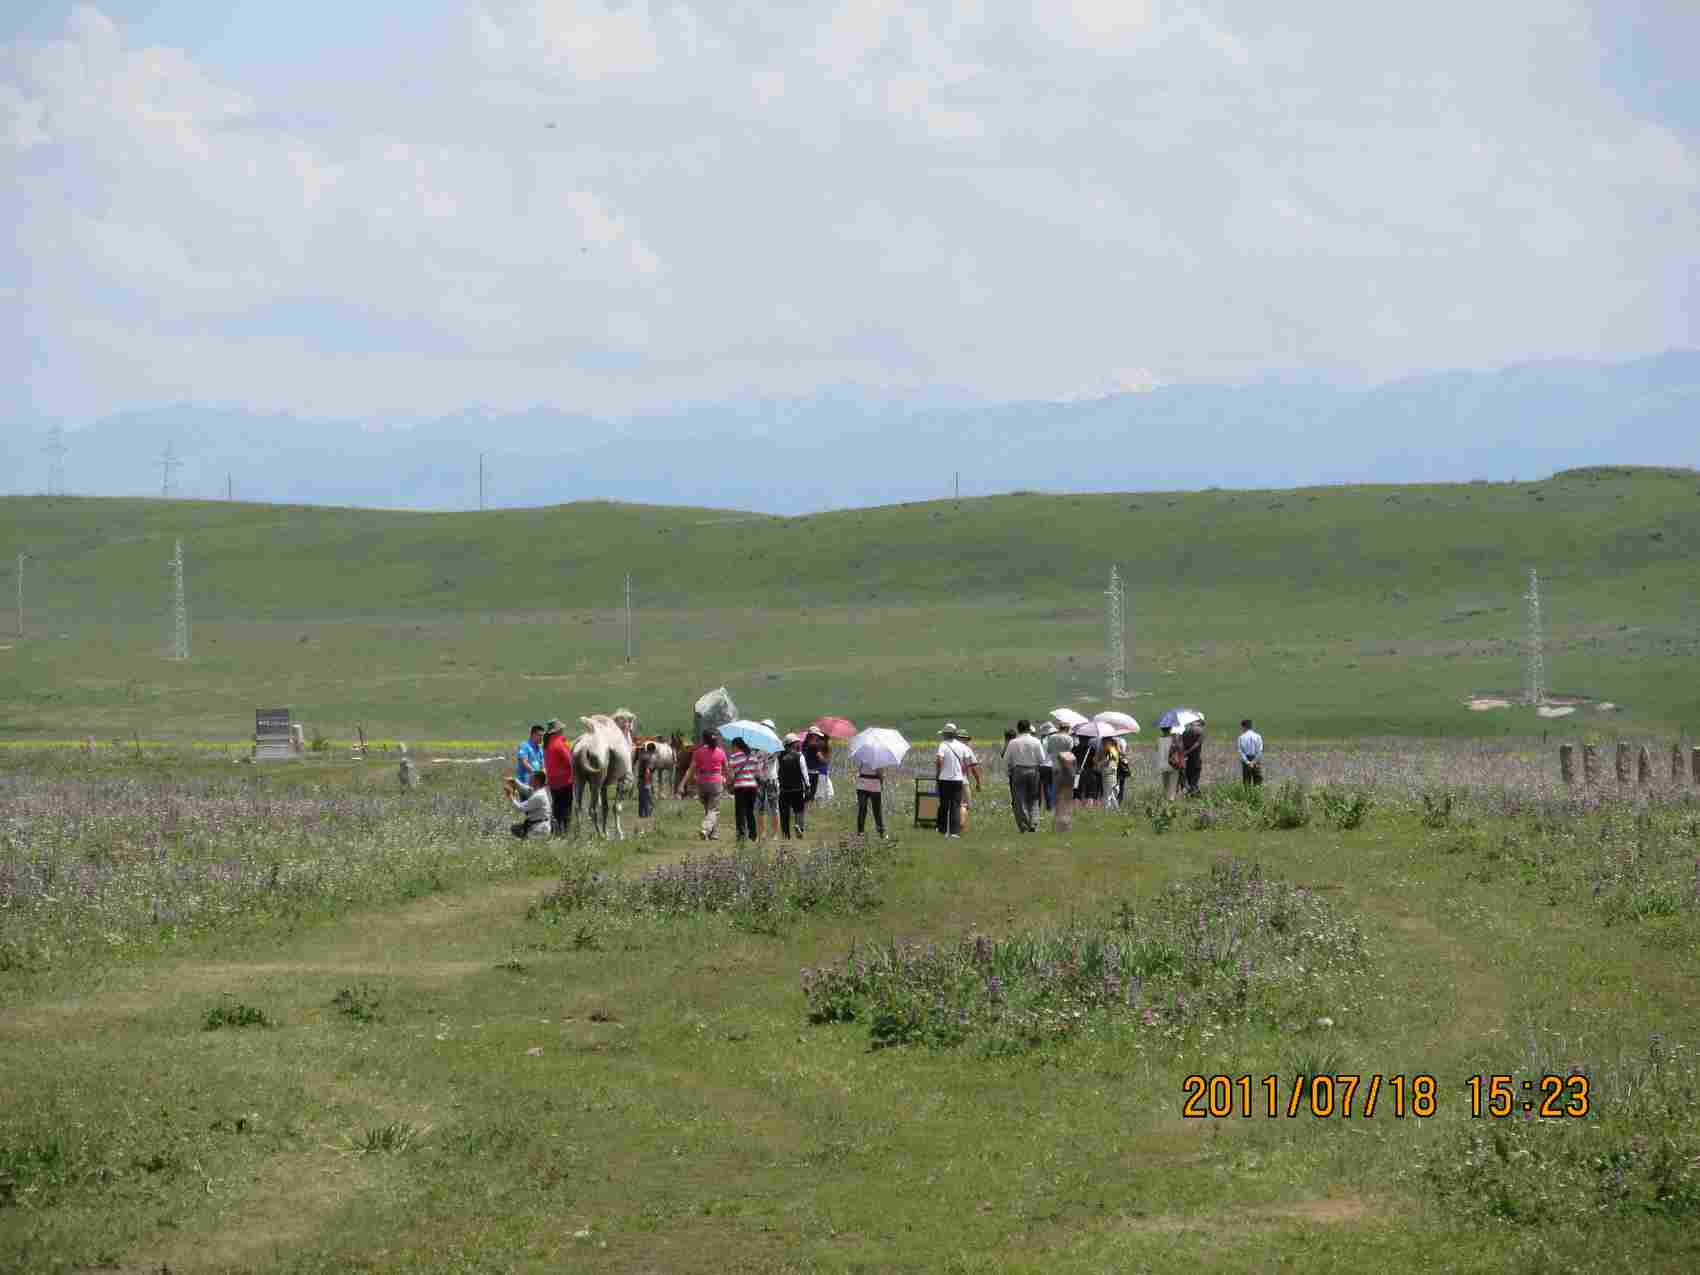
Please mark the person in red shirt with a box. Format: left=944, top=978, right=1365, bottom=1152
left=677, top=729, right=727, bottom=841
left=542, top=718, right=575, bottom=835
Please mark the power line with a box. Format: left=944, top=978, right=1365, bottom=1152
left=1524, top=567, right=1544, bottom=707
left=158, top=442, right=181, bottom=499
left=168, top=539, right=189, bottom=661
left=1105, top=564, right=1130, bottom=700
left=43, top=427, right=68, bottom=496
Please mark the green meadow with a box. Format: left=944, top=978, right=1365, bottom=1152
left=3, top=468, right=1699, bottom=1272
left=2, top=465, right=1698, bottom=745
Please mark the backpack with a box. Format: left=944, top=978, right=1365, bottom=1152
left=1167, top=740, right=1186, bottom=771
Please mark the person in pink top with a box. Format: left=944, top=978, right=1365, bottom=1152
left=677, top=729, right=728, bottom=841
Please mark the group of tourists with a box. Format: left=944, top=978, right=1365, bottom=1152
left=982, top=715, right=1268, bottom=835
left=675, top=722, right=845, bottom=842
left=498, top=709, right=1267, bottom=843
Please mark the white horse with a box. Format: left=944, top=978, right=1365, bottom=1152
left=573, top=714, right=634, bottom=840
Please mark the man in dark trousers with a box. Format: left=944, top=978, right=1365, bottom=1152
left=1179, top=720, right=1204, bottom=797
left=542, top=718, right=575, bottom=834
left=776, top=733, right=811, bottom=839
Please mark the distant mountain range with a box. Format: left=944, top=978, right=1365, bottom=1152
left=5, top=352, right=1696, bottom=514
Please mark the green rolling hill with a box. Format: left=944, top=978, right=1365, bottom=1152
left=2, top=466, right=1697, bottom=745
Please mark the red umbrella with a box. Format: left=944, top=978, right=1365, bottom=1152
left=810, top=716, right=858, bottom=739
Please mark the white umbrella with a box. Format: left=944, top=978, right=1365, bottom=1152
left=1072, top=720, right=1129, bottom=739
left=1093, top=710, right=1140, bottom=733
left=1051, top=707, right=1089, bottom=727
left=848, top=727, right=910, bottom=769
left=718, top=719, right=784, bottom=753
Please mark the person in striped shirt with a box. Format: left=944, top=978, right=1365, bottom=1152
left=728, top=738, right=763, bottom=842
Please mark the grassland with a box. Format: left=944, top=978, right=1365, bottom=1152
left=2, top=465, right=1698, bottom=745
left=3, top=745, right=1698, bottom=1273
left=3, top=468, right=1699, bottom=1271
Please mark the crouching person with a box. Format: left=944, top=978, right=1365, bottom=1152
left=504, top=775, right=553, bottom=839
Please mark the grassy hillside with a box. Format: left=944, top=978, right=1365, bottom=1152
left=2, top=467, right=1697, bottom=743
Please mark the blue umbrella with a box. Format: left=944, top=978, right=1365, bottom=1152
left=717, top=719, right=784, bottom=753
left=1157, top=708, right=1204, bottom=731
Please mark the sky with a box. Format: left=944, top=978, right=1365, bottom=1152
left=3, top=1, right=1697, bottom=425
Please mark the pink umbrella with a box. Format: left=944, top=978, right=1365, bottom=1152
left=810, top=716, right=858, bottom=740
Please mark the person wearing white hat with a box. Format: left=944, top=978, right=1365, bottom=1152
left=934, top=723, right=980, bottom=838
left=756, top=718, right=783, bottom=838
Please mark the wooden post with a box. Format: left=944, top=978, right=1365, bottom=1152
left=1583, top=744, right=1599, bottom=784
left=1559, top=744, right=1575, bottom=785
left=1691, top=746, right=1700, bottom=786
left=1673, top=744, right=1684, bottom=784
left=1615, top=742, right=1631, bottom=784
left=1636, top=745, right=1652, bottom=786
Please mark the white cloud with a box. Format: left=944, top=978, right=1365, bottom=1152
left=2, top=2, right=1696, bottom=423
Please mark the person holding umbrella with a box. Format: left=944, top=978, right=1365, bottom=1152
left=848, top=726, right=908, bottom=840
left=804, top=728, right=832, bottom=804
left=727, top=737, right=762, bottom=842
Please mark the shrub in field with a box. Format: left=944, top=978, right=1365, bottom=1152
left=1420, top=787, right=1459, bottom=828
left=1318, top=786, right=1373, bottom=830
left=331, top=983, right=384, bottom=1024
left=802, top=857, right=1370, bottom=1054
left=1259, top=781, right=1312, bottom=830
left=533, top=836, right=891, bottom=925
left=203, top=1002, right=269, bottom=1030
left=1425, top=1033, right=1700, bottom=1224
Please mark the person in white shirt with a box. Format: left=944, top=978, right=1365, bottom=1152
left=1237, top=719, right=1265, bottom=787
left=1003, top=719, right=1046, bottom=833
left=934, top=723, right=981, bottom=838
left=503, top=775, right=553, bottom=839
left=757, top=718, right=782, bottom=838
left=1036, top=722, right=1059, bottom=810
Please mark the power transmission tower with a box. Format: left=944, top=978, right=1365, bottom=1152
left=168, top=539, right=189, bottom=661
left=1523, top=567, right=1544, bottom=707
left=478, top=452, right=487, bottom=510
left=158, top=443, right=181, bottom=499
left=14, top=552, right=23, bottom=639
left=624, top=573, right=633, bottom=662
left=1105, top=564, right=1130, bottom=700
left=44, top=427, right=68, bottom=496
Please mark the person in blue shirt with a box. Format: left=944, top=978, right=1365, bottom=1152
left=515, top=724, right=545, bottom=785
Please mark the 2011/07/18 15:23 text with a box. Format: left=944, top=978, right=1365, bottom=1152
left=1181, top=1073, right=1592, bottom=1120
